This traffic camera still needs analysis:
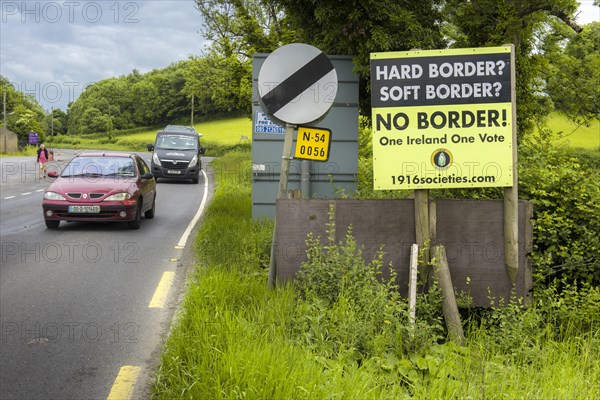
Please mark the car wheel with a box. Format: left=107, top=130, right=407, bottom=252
left=145, top=195, right=156, bottom=219
left=45, top=219, right=60, bottom=229
left=128, top=202, right=142, bottom=229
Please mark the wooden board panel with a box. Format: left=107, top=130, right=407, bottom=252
left=275, top=199, right=532, bottom=307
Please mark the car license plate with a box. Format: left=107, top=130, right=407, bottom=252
left=167, top=170, right=182, bottom=174
left=68, top=205, right=100, bottom=213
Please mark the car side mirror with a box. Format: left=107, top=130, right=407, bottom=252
left=141, top=172, right=155, bottom=180
left=146, top=144, right=154, bottom=152
left=47, top=171, right=59, bottom=178
left=199, top=146, right=206, bottom=155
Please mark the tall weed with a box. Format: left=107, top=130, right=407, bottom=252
left=292, top=212, right=444, bottom=362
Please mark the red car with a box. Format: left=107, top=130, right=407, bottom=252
left=42, top=152, right=157, bottom=229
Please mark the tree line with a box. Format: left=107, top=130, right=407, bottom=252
left=1, top=0, right=598, bottom=143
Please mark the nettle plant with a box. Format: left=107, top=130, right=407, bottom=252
left=291, top=211, right=445, bottom=363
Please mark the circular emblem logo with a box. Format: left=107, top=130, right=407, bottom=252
left=83, top=193, right=88, bottom=199
left=431, top=148, right=453, bottom=170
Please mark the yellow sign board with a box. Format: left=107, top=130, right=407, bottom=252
left=370, top=46, right=515, bottom=190
left=294, top=126, right=331, bottom=161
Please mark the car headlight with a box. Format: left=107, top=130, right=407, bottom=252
left=152, top=152, right=161, bottom=165
left=104, top=193, right=132, bottom=201
left=190, top=154, right=198, bottom=166
left=44, top=191, right=66, bottom=201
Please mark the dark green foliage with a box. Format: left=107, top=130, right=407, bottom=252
left=444, top=0, right=582, bottom=138
left=67, top=63, right=192, bottom=135
left=183, top=54, right=252, bottom=115
left=519, top=131, right=600, bottom=285
left=543, top=22, right=600, bottom=125
left=275, top=0, right=446, bottom=114
left=1, top=75, right=47, bottom=142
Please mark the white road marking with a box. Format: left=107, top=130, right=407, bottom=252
left=4, top=189, right=45, bottom=199
left=177, top=169, right=209, bottom=247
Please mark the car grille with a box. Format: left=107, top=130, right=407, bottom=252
left=66, top=193, right=105, bottom=199
left=52, top=210, right=119, bottom=219
left=161, top=159, right=189, bottom=170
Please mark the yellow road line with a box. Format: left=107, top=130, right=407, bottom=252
left=148, top=271, right=175, bottom=308
left=107, top=365, right=141, bottom=400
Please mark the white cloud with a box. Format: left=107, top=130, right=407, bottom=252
left=577, top=1, right=600, bottom=25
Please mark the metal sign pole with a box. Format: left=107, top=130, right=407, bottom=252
left=258, top=43, right=338, bottom=288
left=268, top=123, right=296, bottom=288
left=277, top=124, right=296, bottom=198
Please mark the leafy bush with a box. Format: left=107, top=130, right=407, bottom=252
left=201, top=140, right=251, bottom=157
left=519, top=130, right=600, bottom=286
left=534, top=281, right=600, bottom=335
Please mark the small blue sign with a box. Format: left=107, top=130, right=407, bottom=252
left=28, top=132, right=39, bottom=145
left=255, top=112, right=285, bottom=134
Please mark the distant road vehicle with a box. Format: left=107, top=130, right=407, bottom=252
left=42, top=152, right=157, bottom=229
left=163, top=124, right=200, bottom=134
left=147, top=126, right=206, bottom=184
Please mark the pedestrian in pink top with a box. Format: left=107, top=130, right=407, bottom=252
left=37, top=143, right=49, bottom=178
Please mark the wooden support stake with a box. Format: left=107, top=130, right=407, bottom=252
left=432, top=245, right=464, bottom=345
left=504, top=43, right=519, bottom=286
left=414, top=189, right=430, bottom=283
left=408, top=244, right=419, bottom=330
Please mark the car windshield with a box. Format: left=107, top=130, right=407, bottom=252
left=61, top=156, right=136, bottom=178
left=155, top=134, right=197, bottom=151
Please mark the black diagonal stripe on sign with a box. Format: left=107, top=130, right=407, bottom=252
left=261, top=52, right=334, bottom=115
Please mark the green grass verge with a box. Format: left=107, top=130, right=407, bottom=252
left=152, top=148, right=600, bottom=399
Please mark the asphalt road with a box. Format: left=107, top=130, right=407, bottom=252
left=0, top=150, right=212, bottom=399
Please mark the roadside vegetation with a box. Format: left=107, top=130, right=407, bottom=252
left=152, top=145, right=599, bottom=399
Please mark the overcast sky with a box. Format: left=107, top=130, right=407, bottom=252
left=1, top=1, right=598, bottom=112
left=1, top=0, right=207, bottom=111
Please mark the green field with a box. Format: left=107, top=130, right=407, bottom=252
left=542, top=112, right=600, bottom=149
left=46, top=116, right=253, bottom=153
left=121, top=117, right=253, bottom=147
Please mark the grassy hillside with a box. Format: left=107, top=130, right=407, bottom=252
left=47, top=116, right=253, bottom=152
left=542, top=112, right=599, bottom=149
